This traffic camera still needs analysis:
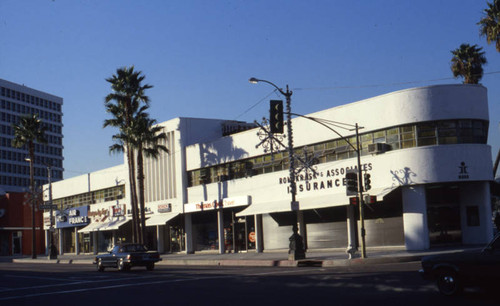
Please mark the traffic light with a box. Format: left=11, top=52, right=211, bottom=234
left=345, top=170, right=358, bottom=196
left=269, top=100, right=284, bottom=133
left=364, top=173, right=371, bottom=191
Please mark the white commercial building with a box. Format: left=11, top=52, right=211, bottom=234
left=44, top=84, right=494, bottom=255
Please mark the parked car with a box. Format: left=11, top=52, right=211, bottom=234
left=419, top=233, right=500, bottom=296
left=94, top=243, right=161, bottom=271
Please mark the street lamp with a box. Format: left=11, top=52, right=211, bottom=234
left=249, top=77, right=305, bottom=260
left=45, top=163, right=57, bottom=259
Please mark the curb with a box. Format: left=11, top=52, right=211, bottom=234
left=10, top=255, right=423, bottom=267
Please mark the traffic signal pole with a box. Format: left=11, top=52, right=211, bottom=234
left=355, top=123, right=367, bottom=258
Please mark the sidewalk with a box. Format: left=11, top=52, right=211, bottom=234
left=2, top=245, right=482, bottom=267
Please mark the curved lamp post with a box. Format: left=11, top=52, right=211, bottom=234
left=249, top=77, right=305, bottom=260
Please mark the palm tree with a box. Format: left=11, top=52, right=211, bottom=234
left=478, top=0, right=500, bottom=178
left=478, top=0, right=500, bottom=52
left=12, top=114, right=47, bottom=259
left=450, top=43, right=487, bottom=84
left=129, top=115, right=168, bottom=245
left=104, top=66, right=152, bottom=243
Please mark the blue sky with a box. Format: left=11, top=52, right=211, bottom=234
left=1, top=0, right=499, bottom=178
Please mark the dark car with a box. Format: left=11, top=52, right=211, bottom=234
left=94, top=243, right=161, bottom=271
left=420, top=233, right=500, bottom=296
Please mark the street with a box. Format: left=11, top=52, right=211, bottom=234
left=0, top=261, right=496, bottom=306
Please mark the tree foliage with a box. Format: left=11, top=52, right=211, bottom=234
left=478, top=0, right=500, bottom=52
left=104, top=66, right=167, bottom=244
left=450, top=43, right=487, bottom=84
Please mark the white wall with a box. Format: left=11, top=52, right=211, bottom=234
left=460, top=181, right=493, bottom=244
left=45, top=165, right=127, bottom=200
left=185, top=84, right=489, bottom=170
left=402, top=185, right=429, bottom=250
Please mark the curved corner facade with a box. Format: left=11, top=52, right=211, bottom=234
left=44, top=84, right=494, bottom=255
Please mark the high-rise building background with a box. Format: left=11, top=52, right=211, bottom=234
left=0, top=79, right=63, bottom=193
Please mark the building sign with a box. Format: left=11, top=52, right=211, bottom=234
left=88, top=208, right=110, bottom=223
left=184, top=196, right=250, bottom=213
left=112, top=204, right=126, bottom=217
left=458, top=162, right=470, bottom=179
left=158, top=203, right=172, bottom=213
left=278, top=163, right=373, bottom=194
left=55, top=206, right=89, bottom=228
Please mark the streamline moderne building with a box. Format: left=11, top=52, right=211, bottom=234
left=43, top=84, right=494, bottom=255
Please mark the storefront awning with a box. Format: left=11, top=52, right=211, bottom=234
left=145, top=213, right=179, bottom=227
left=100, top=218, right=130, bottom=231
left=236, top=193, right=347, bottom=217
left=236, top=186, right=398, bottom=217
left=79, top=222, right=104, bottom=233
left=78, top=218, right=130, bottom=233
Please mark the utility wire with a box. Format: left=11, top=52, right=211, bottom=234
left=293, top=70, right=500, bottom=91
left=234, top=89, right=279, bottom=120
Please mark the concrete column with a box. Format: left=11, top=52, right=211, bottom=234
left=217, top=208, right=224, bottom=254
left=92, top=231, right=98, bottom=255
left=255, top=214, right=263, bottom=253
left=58, top=229, right=63, bottom=255
left=75, top=228, right=79, bottom=255
left=460, top=181, right=493, bottom=245
left=402, top=185, right=429, bottom=250
left=44, top=231, right=49, bottom=256
left=184, top=214, right=194, bottom=254
left=346, top=204, right=358, bottom=253
left=157, top=225, right=165, bottom=253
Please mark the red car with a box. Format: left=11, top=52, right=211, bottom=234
left=94, top=243, right=161, bottom=271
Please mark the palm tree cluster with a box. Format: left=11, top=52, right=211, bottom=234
left=449, top=1, right=500, bottom=177
left=104, top=66, right=168, bottom=245
left=450, top=0, right=500, bottom=85
left=12, top=114, right=48, bottom=259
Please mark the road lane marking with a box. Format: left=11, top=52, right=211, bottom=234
left=0, top=274, right=170, bottom=292
left=0, top=275, right=232, bottom=301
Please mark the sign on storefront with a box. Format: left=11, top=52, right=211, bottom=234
left=184, top=196, right=250, bottom=213
left=55, top=205, right=90, bottom=228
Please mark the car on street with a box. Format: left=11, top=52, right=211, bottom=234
left=419, top=233, right=500, bottom=296
left=94, top=243, right=161, bottom=271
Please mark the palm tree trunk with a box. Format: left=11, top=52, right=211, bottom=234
left=493, top=148, right=500, bottom=179
left=29, top=142, right=37, bottom=259
left=127, top=146, right=140, bottom=243
left=137, top=148, right=147, bottom=246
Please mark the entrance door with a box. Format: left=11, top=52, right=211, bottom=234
left=12, top=231, right=22, bottom=255
left=426, top=185, right=462, bottom=245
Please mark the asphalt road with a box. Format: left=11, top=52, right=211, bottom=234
left=0, top=261, right=496, bottom=306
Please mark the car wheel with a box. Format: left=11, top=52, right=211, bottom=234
left=146, top=263, right=154, bottom=271
left=436, top=269, right=462, bottom=296
left=97, top=259, right=105, bottom=272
